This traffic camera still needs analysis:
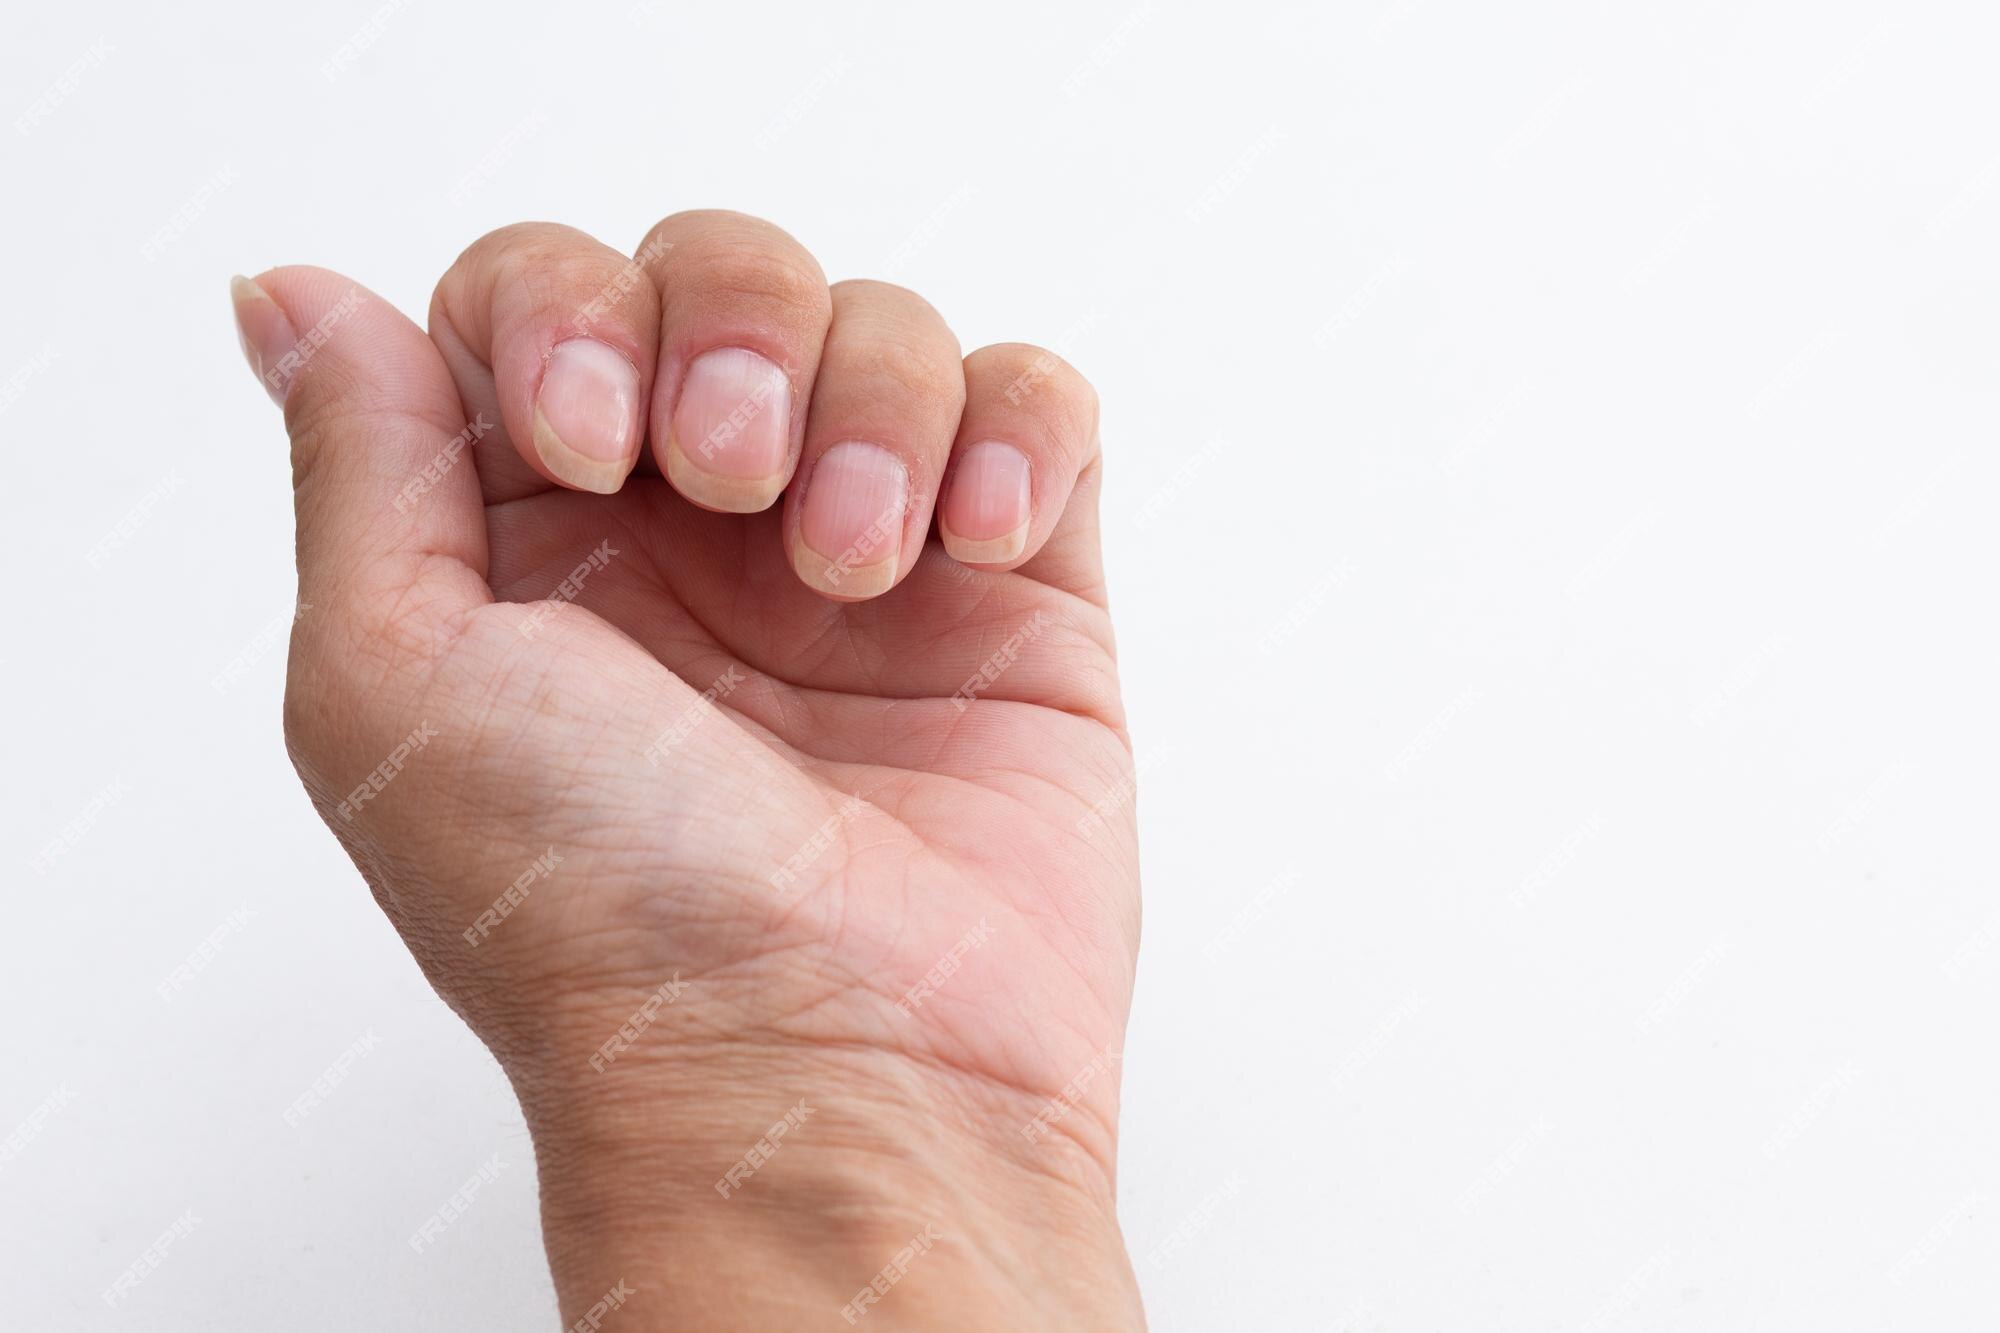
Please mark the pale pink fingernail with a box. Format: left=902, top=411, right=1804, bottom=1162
left=229, top=275, right=300, bottom=407
left=941, top=440, right=1032, bottom=565
left=792, top=442, right=907, bottom=599
left=667, top=348, right=792, bottom=512
left=532, top=339, right=641, bottom=494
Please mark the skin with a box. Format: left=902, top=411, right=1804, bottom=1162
left=230, top=212, right=1143, bottom=1329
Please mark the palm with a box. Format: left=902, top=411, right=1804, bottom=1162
left=429, top=474, right=1137, bottom=1116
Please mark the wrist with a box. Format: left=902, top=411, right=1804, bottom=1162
left=513, top=1037, right=1144, bottom=1331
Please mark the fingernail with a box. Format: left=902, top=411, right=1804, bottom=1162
left=941, top=441, right=1032, bottom=565
left=667, top=348, right=793, bottom=512
left=792, top=442, right=907, bottom=599
left=532, top=339, right=642, bottom=494
left=230, top=275, right=299, bottom=407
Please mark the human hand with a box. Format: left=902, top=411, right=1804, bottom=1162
left=232, top=211, right=1141, bottom=1329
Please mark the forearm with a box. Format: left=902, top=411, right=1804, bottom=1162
left=517, top=1042, right=1145, bottom=1330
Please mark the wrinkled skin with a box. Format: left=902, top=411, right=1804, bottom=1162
left=306, top=469, right=1138, bottom=1142
left=238, top=215, right=1143, bottom=1325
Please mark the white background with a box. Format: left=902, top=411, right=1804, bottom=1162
left=4, top=1, right=1998, bottom=1328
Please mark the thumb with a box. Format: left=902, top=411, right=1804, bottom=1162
left=230, top=266, right=492, bottom=657
left=230, top=267, right=494, bottom=815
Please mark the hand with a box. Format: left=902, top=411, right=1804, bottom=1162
left=232, top=212, right=1142, bottom=1329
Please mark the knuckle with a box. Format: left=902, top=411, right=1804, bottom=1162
left=434, top=223, right=647, bottom=343
left=442, top=223, right=571, bottom=304
left=832, top=279, right=955, bottom=341
left=867, top=333, right=959, bottom=406
left=833, top=276, right=928, bottom=307
left=974, top=343, right=1098, bottom=440
left=641, top=207, right=770, bottom=246
left=467, top=221, right=592, bottom=268
left=678, top=243, right=830, bottom=317
left=469, top=220, right=554, bottom=257
left=641, top=210, right=829, bottom=304
left=980, top=341, right=1092, bottom=398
